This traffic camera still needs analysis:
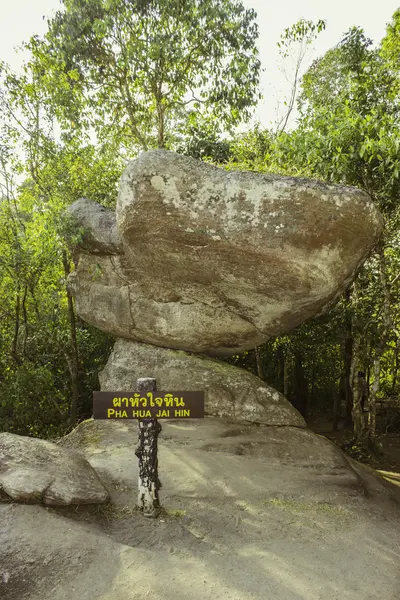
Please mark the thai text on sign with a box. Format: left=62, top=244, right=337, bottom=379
left=93, top=391, right=205, bottom=419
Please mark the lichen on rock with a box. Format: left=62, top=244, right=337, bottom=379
left=68, top=150, right=383, bottom=356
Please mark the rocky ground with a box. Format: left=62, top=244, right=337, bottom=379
left=1, top=418, right=400, bottom=600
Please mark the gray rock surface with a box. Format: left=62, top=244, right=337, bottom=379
left=67, top=198, right=122, bottom=255
left=0, top=432, right=109, bottom=506
left=1, top=419, right=399, bottom=600
left=99, top=339, right=306, bottom=427
left=68, top=150, right=383, bottom=355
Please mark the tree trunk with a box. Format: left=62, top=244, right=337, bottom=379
left=157, top=102, right=165, bottom=149
left=344, top=288, right=354, bottom=425
left=254, top=346, right=264, bottom=380
left=368, top=355, right=379, bottom=441
left=11, top=285, right=22, bottom=366
left=283, top=350, right=290, bottom=398
left=333, top=392, right=341, bottom=431
left=309, top=364, right=315, bottom=407
left=365, top=244, right=396, bottom=443
left=65, top=353, right=79, bottom=427
left=22, top=284, right=28, bottom=357
left=293, top=350, right=308, bottom=419
left=392, top=341, right=399, bottom=393
left=345, top=337, right=354, bottom=424
left=135, top=378, right=162, bottom=517
left=62, top=251, right=80, bottom=428
left=351, top=337, right=365, bottom=441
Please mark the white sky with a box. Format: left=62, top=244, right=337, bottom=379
left=0, top=0, right=398, bottom=129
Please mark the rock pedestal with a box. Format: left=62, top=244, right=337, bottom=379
left=99, top=339, right=306, bottom=427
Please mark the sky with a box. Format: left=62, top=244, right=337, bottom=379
left=0, top=0, right=399, bottom=128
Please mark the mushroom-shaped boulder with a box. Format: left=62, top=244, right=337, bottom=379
left=68, top=150, right=383, bottom=356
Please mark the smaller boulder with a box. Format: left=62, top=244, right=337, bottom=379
left=0, top=433, right=110, bottom=506
left=99, top=339, right=306, bottom=427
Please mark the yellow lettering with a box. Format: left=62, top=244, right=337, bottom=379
left=132, top=410, right=152, bottom=418
left=107, top=408, right=115, bottom=418
left=174, top=409, right=190, bottom=417
left=156, top=410, right=170, bottom=418
left=115, top=410, right=127, bottom=418
left=164, top=393, right=174, bottom=407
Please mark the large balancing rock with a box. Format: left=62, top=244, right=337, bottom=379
left=69, top=150, right=383, bottom=356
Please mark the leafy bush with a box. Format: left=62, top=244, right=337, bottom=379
left=0, top=363, right=68, bottom=438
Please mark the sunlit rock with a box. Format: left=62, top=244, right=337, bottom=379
left=68, top=150, right=383, bottom=355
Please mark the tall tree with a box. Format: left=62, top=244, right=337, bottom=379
left=276, top=18, right=326, bottom=133
left=0, top=60, right=120, bottom=435
left=274, top=18, right=400, bottom=443
left=29, top=0, right=261, bottom=153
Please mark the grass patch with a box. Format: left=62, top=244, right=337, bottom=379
left=58, top=419, right=104, bottom=449
left=163, top=508, right=186, bottom=519
left=82, top=431, right=102, bottom=447
left=379, top=470, right=400, bottom=487
left=267, top=498, right=349, bottom=517
left=93, top=502, right=140, bottom=520
left=92, top=503, right=186, bottom=521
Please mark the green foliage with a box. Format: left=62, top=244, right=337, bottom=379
left=0, top=0, right=261, bottom=438
left=177, top=125, right=232, bottom=163
left=277, top=18, right=327, bottom=58
left=275, top=18, right=326, bottom=133
left=381, top=9, right=400, bottom=74
left=278, top=25, right=400, bottom=210
left=30, top=0, right=261, bottom=152
left=270, top=22, right=400, bottom=424
left=0, top=363, right=67, bottom=437
left=0, top=57, right=122, bottom=437
left=228, top=126, right=273, bottom=171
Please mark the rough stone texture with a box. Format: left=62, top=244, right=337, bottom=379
left=68, top=198, right=123, bottom=255
left=0, top=433, right=110, bottom=506
left=99, top=339, right=306, bottom=427
left=68, top=150, right=383, bottom=356
left=2, top=419, right=399, bottom=600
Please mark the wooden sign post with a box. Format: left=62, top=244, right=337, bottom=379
left=93, top=384, right=205, bottom=518
left=134, top=378, right=162, bottom=518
